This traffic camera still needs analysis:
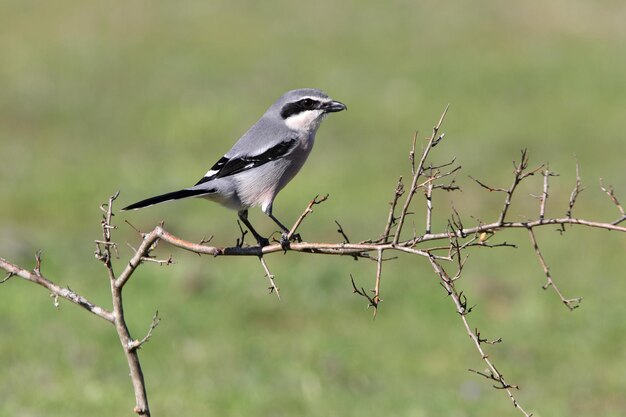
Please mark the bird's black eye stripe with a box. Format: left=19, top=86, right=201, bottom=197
left=280, top=98, right=321, bottom=119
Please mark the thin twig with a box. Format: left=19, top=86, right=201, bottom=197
left=425, top=170, right=434, bottom=234
left=128, top=311, right=161, bottom=351
left=372, top=249, right=384, bottom=318
left=600, top=179, right=626, bottom=225
left=428, top=256, right=532, bottom=416
left=566, top=159, right=584, bottom=219
left=538, top=167, right=558, bottom=221
left=0, top=257, right=114, bottom=321
left=100, top=191, right=152, bottom=416
left=539, top=168, right=549, bottom=221
left=1, top=272, right=14, bottom=284
left=287, top=194, right=329, bottom=241
left=350, top=274, right=378, bottom=313
left=393, top=105, right=449, bottom=245
left=527, top=228, right=581, bottom=310
left=381, top=177, right=404, bottom=242
left=498, top=150, right=544, bottom=225
left=258, top=256, right=280, bottom=299
left=335, top=220, right=351, bottom=243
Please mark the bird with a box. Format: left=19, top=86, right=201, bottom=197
left=122, top=88, right=347, bottom=247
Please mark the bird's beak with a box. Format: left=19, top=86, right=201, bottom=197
left=322, top=100, right=347, bottom=113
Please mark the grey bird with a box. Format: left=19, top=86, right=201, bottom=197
left=122, top=88, right=347, bottom=247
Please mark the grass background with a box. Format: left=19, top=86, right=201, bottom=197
left=1, top=1, right=626, bottom=416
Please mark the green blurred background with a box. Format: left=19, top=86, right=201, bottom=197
left=1, top=1, right=626, bottom=416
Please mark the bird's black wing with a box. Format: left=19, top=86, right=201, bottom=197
left=195, top=139, right=297, bottom=186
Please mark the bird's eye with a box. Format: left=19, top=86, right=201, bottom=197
left=301, top=98, right=314, bottom=108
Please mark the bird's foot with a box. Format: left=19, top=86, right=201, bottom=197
left=290, top=233, right=302, bottom=243
left=256, top=236, right=270, bottom=248
left=279, top=233, right=290, bottom=252
left=278, top=232, right=302, bottom=252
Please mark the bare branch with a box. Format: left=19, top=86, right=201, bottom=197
left=393, top=105, right=449, bottom=244
left=527, top=228, right=581, bottom=310
left=258, top=256, right=280, bottom=299
left=539, top=168, right=549, bottom=220
left=128, top=311, right=161, bottom=351
left=566, top=159, right=585, bottom=219
left=372, top=249, right=384, bottom=318
left=469, top=175, right=507, bottom=193
left=100, top=192, right=152, bottom=416
left=380, top=176, right=404, bottom=243
left=0, top=256, right=114, bottom=322
left=537, top=167, right=559, bottom=221
left=425, top=171, right=434, bottom=234
left=428, top=256, right=532, bottom=416
left=350, top=274, right=378, bottom=313
left=497, top=150, right=544, bottom=225
left=475, top=328, right=502, bottom=345
left=334, top=220, right=351, bottom=244
left=600, top=179, right=626, bottom=225
left=287, top=194, right=329, bottom=241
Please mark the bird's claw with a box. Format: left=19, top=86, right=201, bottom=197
left=257, top=237, right=270, bottom=248
left=279, top=233, right=290, bottom=251
left=278, top=232, right=302, bottom=252
left=291, top=233, right=302, bottom=243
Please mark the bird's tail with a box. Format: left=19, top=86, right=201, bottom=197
left=121, top=188, right=213, bottom=211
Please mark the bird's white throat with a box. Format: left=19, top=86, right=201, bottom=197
left=284, top=109, right=325, bottom=131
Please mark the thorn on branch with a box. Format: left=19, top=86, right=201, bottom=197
left=140, top=255, right=174, bottom=266
left=125, top=219, right=146, bottom=237
left=439, top=281, right=453, bottom=296
left=475, top=328, right=503, bottom=345
left=480, top=241, right=518, bottom=249
left=335, top=220, right=351, bottom=244
left=1, top=272, right=15, bottom=284
left=468, top=368, right=519, bottom=390
left=350, top=274, right=379, bottom=317
left=425, top=157, right=457, bottom=171
left=127, top=243, right=168, bottom=265
left=258, top=256, right=280, bottom=299
left=34, top=250, right=43, bottom=276
left=458, top=291, right=475, bottom=315
left=335, top=220, right=359, bottom=260
left=199, top=235, right=214, bottom=245
left=469, top=175, right=507, bottom=193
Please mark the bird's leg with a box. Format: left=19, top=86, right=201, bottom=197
left=238, top=210, right=269, bottom=247
left=264, top=204, right=302, bottom=250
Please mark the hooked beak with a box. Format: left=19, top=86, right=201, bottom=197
left=321, top=100, right=347, bottom=113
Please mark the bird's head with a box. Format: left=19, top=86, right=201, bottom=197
left=273, top=88, right=347, bottom=132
